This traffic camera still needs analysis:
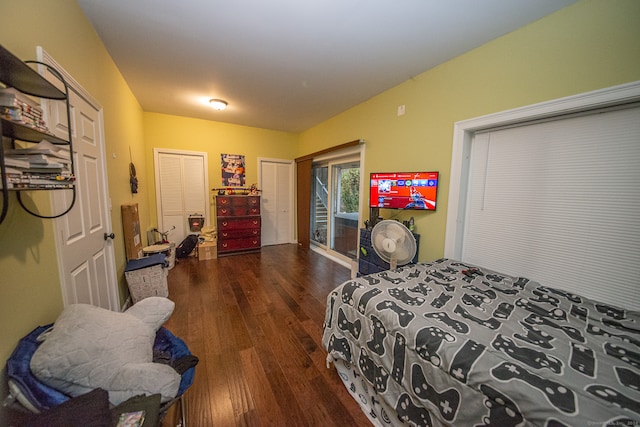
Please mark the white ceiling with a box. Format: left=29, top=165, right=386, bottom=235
left=77, top=0, right=577, bottom=133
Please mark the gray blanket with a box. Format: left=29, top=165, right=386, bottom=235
left=322, top=258, right=640, bottom=426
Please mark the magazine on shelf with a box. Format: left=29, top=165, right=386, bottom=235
left=18, top=153, right=68, bottom=163
left=5, top=140, right=70, bottom=159
left=0, top=88, right=42, bottom=110
left=0, top=88, right=49, bottom=132
left=2, top=139, right=74, bottom=188
left=3, top=157, right=30, bottom=168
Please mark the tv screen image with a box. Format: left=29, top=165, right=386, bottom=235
left=370, top=172, right=439, bottom=210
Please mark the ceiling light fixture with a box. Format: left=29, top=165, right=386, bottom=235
left=209, top=99, right=228, bottom=111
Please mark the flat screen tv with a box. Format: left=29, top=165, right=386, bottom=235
left=369, top=171, right=439, bottom=210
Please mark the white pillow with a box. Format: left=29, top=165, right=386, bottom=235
left=30, top=297, right=181, bottom=405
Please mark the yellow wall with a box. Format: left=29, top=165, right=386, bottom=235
left=0, top=0, right=148, bottom=394
left=142, top=113, right=298, bottom=229
left=0, top=0, right=639, bottom=417
left=299, top=0, right=640, bottom=262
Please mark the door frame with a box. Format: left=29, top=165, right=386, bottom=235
left=258, top=157, right=295, bottom=244
left=310, top=144, right=365, bottom=267
left=153, top=148, right=210, bottom=239
left=445, top=80, right=640, bottom=259
left=327, top=157, right=360, bottom=259
left=310, top=163, right=329, bottom=247
left=39, top=47, right=119, bottom=310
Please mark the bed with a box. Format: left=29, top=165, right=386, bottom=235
left=322, top=258, right=640, bottom=426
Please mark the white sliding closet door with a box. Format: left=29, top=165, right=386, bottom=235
left=154, top=149, right=209, bottom=244
left=462, top=105, right=640, bottom=309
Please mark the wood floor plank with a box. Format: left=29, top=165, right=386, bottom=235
left=239, top=347, right=288, bottom=426
left=161, top=245, right=372, bottom=427
left=250, top=334, right=308, bottom=426
left=223, top=349, right=256, bottom=421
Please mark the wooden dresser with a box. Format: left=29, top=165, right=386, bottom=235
left=216, top=195, right=261, bottom=256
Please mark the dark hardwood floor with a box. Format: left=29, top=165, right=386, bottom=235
left=162, top=244, right=371, bottom=427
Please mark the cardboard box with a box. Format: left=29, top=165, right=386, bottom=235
left=124, top=254, right=168, bottom=303
left=198, top=241, right=217, bottom=261
left=122, top=204, right=143, bottom=260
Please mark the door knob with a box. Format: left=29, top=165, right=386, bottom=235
left=104, top=232, right=115, bottom=241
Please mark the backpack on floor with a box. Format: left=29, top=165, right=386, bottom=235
left=175, top=234, right=199, bottom=258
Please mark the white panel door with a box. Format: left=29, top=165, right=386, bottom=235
left=260, top=159, right=293, bottom=246
left=43, top=55, right=118, bottom=310
left=155, top=150, right=208, bottom=245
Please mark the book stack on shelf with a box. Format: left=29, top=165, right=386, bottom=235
left=0, top=88, right=51, bottom=134
left=2, top=140, right=74, bottom=189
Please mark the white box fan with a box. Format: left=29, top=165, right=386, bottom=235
left=370, top=220, right=417, bottom=269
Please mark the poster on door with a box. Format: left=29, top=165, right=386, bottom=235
left=221, top=154, right=245, bottom=186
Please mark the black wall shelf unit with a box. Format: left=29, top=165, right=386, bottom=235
left=0, top=44, right=75, bottom=224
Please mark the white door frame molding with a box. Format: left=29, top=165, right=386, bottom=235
left=310, top=144, right=365, bottom=268
left=153, top=148, right=210, bottom=239
left=38, top=47, right=119, bottom=310
left=445, top=80, right=640, bottom=259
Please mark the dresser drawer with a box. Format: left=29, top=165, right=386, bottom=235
left=219, top=195, right=259, bottom=206
left=214, top=195, right=261, bottom=256
left=217, top=206, right=232, bottom=216
left=218, top=237, right=261, bottom=253
left=218, top=228, right=260, bottom=240
left=217, top=196, right=232, bottom=207
left=242, top=206, right=260, bottom=216
left=230, top=196, right=249, bottom=206
left=218, top=218, right=261, bottom=231
left=217, top=206, right=260, bottom=216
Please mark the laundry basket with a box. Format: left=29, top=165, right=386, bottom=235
left=143, top=242, right=176, bottom=269
left=124, top=254, right=168, bottom=303
left=5, top=325, right=196, bottom=424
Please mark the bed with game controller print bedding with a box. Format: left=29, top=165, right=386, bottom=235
left=322, top=258, right=640, bottom=426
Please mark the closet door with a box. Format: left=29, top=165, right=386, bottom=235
left=154, top=149, right=209, bottom=244
left=260, top=158, right=294, bottom=246
left=462, top=105, right=640, bottom=309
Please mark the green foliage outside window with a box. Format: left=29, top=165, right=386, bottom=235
left=340, top=168, right=360, bottom=213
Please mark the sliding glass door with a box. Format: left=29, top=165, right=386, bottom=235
left=310, top=165, right=328, bottom=245
left=330, top=160, right=360, bottom=259
left=310, top=156, right=360, bottom=261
